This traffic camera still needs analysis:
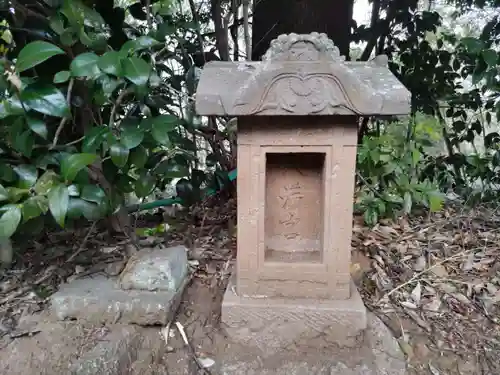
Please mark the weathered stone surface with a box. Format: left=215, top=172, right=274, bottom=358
left=221, top=279, right=367, bottom=354
left=217, top=313, right=406, bottom=375
left=0, top=320, right=143, bottom=375
left=70, top=325, right=142, bottom=375
left=50, top=274, right=187, bottom=325
left=118, top=245, right=188, bottom=292
left=196, top=33, right=411, bottom=117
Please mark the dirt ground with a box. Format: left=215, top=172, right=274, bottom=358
left=1, top=199, right=500, bottom=374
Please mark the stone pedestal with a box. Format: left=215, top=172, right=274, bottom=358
left=222, top=278, right=366, bottom=354
left=195, top=32, right=411, bottom=374
left=216, top=312, right=407, bottom=375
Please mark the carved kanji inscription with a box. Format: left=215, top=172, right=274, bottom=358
left=265, top=153, right=324, bottom=263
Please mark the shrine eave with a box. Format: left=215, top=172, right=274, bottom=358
left=195, top=57, right=411, bottom=117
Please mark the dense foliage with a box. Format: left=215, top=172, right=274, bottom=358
left=0, top=0, right=234, bottom=243
left=0, top=0, right=499, bottom=248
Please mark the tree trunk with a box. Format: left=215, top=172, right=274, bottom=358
left=251, top=0, right=354, bottom=61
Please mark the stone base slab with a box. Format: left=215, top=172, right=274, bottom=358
left=50, top=275, right=187, bottom=325
left=221, top=280, right=367, bottom=354
left=216, top=312, right=406, bottom=375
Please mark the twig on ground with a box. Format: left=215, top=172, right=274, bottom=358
left=175, top=321, right=213, bottom=375
left=66, top=221, right=98, bottom=263
left=0, top=265, right=57, bottom=305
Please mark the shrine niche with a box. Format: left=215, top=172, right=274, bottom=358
left=195, top=32, right=411, bottom=352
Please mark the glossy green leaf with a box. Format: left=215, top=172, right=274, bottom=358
left=34, top=170, right=59, bottom=195
left=134, top=172, right=156, bottom=198
left=20, top=85, right=70, bottom=118
left=67, top=198, right=105, bottom=220
left=0, top=205, right=22, bottom=238
left=0, top=164, right=16, bottom=183
left=0, top=185, right=7, bottom=202
left=121, top=125, right=144, bottom=149
left=48, top=13, right=65, bottom=34
left=22, top=196, right=48, bottom=222
left=482, top=49, right=498, bottom=66
left=13, top=130, right=35, bottom=158
left=70, top=52, right=100, bottom=77
left=48, top=184, right=69, bottom=228
left=53, top=70, right=70, bottom=83
left=61, top=153, right=98, bottom=182
left=73, top=168, right=90, bottom=185
left=150, top=115, right=180, bottom=146
left=115, top=174, right=135, bottom=193
left=27, top=117, right=48, bottom=139
left=121, top=36, right=160, bottom=54
left=460, top=37, right=484, bottom=54
left=98, top=51, right=122, bottom=76
left=13, top=165, right=38, bottom=189
left=123, top=56, right=151, bottom=86
left=363, top=208, right=378, bottom=226
left=80, top=184, right=106, bottom=204
left=6, top=188, right=29, bottom=203
left=82, top=126, right=109, bottom=153
left=60, top=30, right=77, bottom=46
left=15, top=41, right=65, bottom=73
left=109, top=142, right=129, bottom=168
left=129, top=145, right=148, bottom=168
left=100, top=75, right=120, bottom=97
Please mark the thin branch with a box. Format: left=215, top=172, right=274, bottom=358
left=109, top=88, right=132, bottom=128
left=50, top=78, right=74, bottom=150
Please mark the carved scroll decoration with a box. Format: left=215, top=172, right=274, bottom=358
left=231, top=33, right=384, bottom=115
left=234, top=70, right=384, bottom=115
left=242, top=73, right=360, bottom=115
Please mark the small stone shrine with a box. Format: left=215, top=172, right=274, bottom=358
left=196, top=33, right=411, bottom=373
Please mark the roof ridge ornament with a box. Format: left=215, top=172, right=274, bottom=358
left=262, top=32, right=346, bottom=62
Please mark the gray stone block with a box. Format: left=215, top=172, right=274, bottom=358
left=118, top=245, right=188, bottom=292
left=51, top=275, right=187, bottom=325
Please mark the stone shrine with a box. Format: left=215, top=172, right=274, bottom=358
left=196, top=33, right=411, bottom=373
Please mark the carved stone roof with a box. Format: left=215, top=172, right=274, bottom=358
left=195, top=33, right=411, bottom=116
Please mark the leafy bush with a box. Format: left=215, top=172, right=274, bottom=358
left=355, top=115, right=446, bottom=225
left=0, top=0, right=233, bottom=242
